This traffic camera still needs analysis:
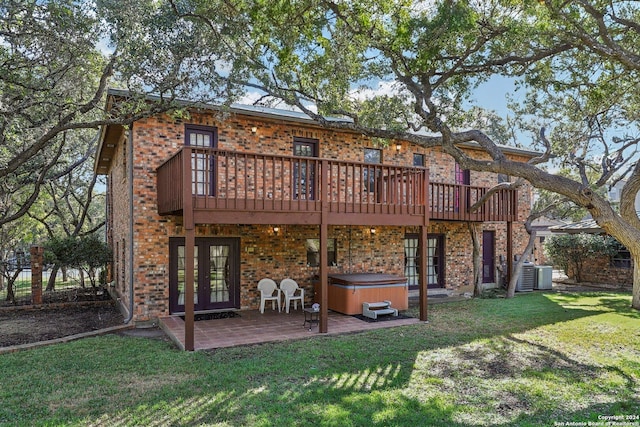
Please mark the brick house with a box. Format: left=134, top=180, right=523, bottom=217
left=96, top=89, right=536, bottom=349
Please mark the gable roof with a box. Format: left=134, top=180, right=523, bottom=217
left=549, top=218, right=603, bottom=234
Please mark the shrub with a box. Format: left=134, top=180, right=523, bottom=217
left=45, top=234, right=112, bottom=287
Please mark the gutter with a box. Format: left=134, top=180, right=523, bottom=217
left=124, top=128, right=134, bottom=324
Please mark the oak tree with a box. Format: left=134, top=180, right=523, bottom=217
left=167, top=0, right=640, bottom=309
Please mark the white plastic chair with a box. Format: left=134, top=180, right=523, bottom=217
left=280, top=278, right=305, bottom=313
left=257, top=278, right=281, bottom=313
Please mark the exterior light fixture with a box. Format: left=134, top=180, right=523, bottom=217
left=396, top=143, right=402, bottom=152
left=370, top=227, right=376, bottom=235
left=273, top=226, right=280, bottom=235
left=251, top=126, right=258, bottom=133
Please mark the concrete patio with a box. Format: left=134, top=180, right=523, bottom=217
left=159, top=308, right=421, bottom=351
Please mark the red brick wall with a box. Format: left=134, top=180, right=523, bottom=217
left=105, top=110, right=533, bottom=322
left=107, top=131, right=132, bottom=316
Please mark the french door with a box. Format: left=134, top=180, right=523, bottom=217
left=186, top=125, right=217, bottom=196
left=454, top=162, right=470, bottom=213
left=293, top=138, right=318, bottom=200
left=404, top=234, right=444, bottom=290
left=169, top=237, right=240, bottom=313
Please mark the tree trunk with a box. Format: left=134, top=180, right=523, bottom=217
left=468, top=223, right=483, bottom=297
left=506, top=230, right=537, bottom=298
left=5, top=282, right=14, bottom=303
left=633, top=253, right=640, bottom=310
left=46, top=264, right=59, bottom=291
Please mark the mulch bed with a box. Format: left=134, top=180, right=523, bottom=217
left=0, top=301, right=123, bottom=348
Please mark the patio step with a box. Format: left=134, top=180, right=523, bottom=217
left=362, top=300, right=398, bottom=320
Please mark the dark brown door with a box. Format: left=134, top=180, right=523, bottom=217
left=293, top=138, right=318, bottom=200
left=482, top=231, right=495, bottom=283
left=455, top=162, right=470, bottom=213
left=169, top=237, right=240, bottom=313
left=185, top=125, right=217, bottom=196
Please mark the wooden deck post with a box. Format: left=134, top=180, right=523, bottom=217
left=419, top=225, right=428, bottom=321
left=419, top=171, right=429, bottom=321
left=319, top=222, right=328, bottom=333
left=507, top=221, right=513, bottom=285
left=319, top=160, right=329, bottom=333
left=183, top=147, right=195, bottom=351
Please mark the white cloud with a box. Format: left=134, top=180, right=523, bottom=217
left=350, top=80, right=404, bottom=101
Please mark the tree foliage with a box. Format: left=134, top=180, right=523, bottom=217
left=4, top=1, right=640, bottom=309
left=157, top=0, right=640, bottom=308
left=0, top=0, right=240, bottom=230
left=44, top=234, right=112, bottom=288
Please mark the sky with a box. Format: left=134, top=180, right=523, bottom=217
left=470, top=76, right=519, bottom=117
left=239, top=75, right=523, bottom=133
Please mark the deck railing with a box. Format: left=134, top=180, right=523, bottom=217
left=429, top=182, right=517, bottom=222
left=157, top=147, right=516, bottom=222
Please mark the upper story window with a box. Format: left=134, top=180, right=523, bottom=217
left=364, top=148, right=382, bottom=164
left=185, top=125, right=217, bottom=148
left=293, top=137, right=319, bottom=157
left=413, top=153, right=425, bottom=167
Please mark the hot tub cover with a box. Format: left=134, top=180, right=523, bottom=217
left=328, top=273, right=407, bottom=286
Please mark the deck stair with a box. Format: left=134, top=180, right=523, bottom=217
left=362, top=300, right=398, bottom=320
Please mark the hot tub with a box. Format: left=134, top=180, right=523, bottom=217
left=327, top=273, right=408, bottom=315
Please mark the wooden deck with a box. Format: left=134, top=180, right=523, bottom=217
left=157, top=147, right=517, bottom=224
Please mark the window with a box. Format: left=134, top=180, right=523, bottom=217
left=611, top=242, right=632, bottom=269
left=185, top=125, right=217, bottom=195
left=306, top=238, right=337, bottom=267
left=413, top=153, right=425, bottom=167
left=364, top=148, right=382, bottom=164
left=364, top=148, right=382, bottom=193
left=293, top=137, right=318, bottom=157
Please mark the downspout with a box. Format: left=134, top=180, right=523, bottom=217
left=124, top=128, right=134, bottom=324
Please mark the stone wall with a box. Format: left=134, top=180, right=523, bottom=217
left=566, top=256, right=633, bottom=287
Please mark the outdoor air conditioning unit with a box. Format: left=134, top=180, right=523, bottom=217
left=516, top=262, right=535, bottom=292
left=534, top=265, right=553, bottom=290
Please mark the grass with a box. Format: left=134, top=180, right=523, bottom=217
left=0, top=291, right=638, bottom=426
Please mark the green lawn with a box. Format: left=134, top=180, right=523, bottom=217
left=1, top=291, right=638, bottom=426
